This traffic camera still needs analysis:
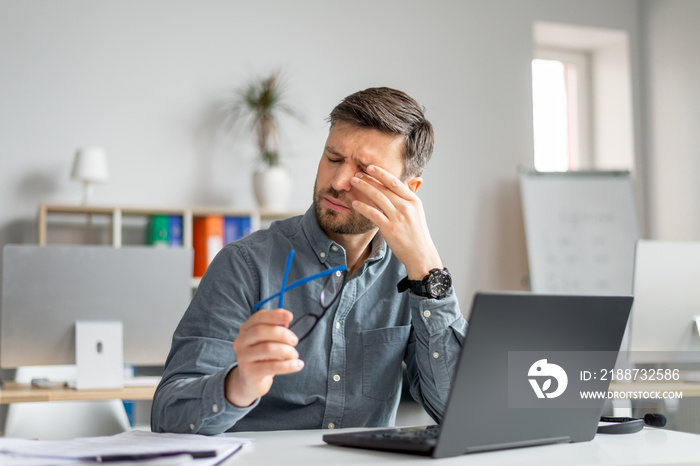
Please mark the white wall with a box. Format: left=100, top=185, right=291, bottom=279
left=642, top=0, right=700, bottom=241
left=0, top=0, right=645, bottom=311
left=593, top=37, right=636, bottom=172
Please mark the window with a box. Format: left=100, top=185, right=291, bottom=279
left=532, top=49, right=590, bottom=172
left=532, top=22, right=634, bottom=173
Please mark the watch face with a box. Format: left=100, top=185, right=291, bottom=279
left=426, top=268, right=452, bottom=299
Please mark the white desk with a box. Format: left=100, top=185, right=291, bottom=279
left=225, top=427, right=700, bottom=465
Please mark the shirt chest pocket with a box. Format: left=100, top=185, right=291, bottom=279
left=361, top=325, right=411, bottom=401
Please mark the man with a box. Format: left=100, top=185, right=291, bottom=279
left=151, top=87, right=467, bottom=434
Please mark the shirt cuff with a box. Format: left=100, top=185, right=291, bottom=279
left=410, top=288, right=463, bottom=336
left=196, top=364, right=261, bottom=434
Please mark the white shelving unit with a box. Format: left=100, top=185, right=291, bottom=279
left=37, top=202, right=303, bottom=248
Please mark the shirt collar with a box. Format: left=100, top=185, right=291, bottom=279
left=368, top=231, right=387, bottom=262
left=301, top=205, right=387, bottom=265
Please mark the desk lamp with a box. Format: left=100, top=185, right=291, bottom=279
left=71, top=146, right=110, bottom=204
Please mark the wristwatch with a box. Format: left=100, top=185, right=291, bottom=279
left=397, top=268, right=452, bottom=299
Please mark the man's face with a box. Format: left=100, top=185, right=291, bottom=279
left=313, top=122, right=406, bottom=236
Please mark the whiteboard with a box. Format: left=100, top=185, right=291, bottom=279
left=519, top=170, right=639, bottom=295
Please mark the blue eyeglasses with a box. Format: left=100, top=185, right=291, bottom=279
left=252, top=250, right=347, bottom=342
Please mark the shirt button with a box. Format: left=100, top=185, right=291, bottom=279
left=335, top=322, right=341, bottom=329
left=432, top=352, right=440, bottom=359
left=189, top=423, right=195, bottom=431
left=328, top=423, right=335, bottom=429
left=331, top=245, right=339, bottom=252
left=423, top=310, right=432, bottom=318
left=319, top=251, right=326, bottom=258
left=333, top=374, right=340, bottom=382
left=212, top=403, right=219, bottom=413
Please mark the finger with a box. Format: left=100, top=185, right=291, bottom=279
left=235, top=341, right=300, bottom=364
left=365, top=165, right=416, bottom=198
left=241, top=358, right=305, bottom=378
left=236, top=322, right=299, bottom=349
left=351, top=198, right=392, bottom=228
left=350, top=175, right=393, bottom=219
left=350, top=167, right=419, bottom=215
left=351, top=173, right=414, bottom=226
left=351, top=171, right=407, bottom=206
left=242, top=309, right=294, bottom=331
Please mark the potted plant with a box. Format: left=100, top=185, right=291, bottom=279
left=224, top=70, right=302, bottom=211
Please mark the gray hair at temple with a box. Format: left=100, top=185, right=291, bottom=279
left=327, top=87, right=435, bottom=179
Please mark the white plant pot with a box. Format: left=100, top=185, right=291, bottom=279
left=253, top=166, right=293, bottom=211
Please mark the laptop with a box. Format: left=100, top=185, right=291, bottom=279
left=323, top=292, right=633, bottom=458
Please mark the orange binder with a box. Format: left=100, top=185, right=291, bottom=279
left=193, top=216, right=224, bottom=277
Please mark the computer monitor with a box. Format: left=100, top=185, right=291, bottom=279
left=1, top=244, right=193, bottom=368
left=628, top=240, right=700, bottom=364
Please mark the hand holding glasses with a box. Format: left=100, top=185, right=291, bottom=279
left=252, top=250, right=347, bottom=342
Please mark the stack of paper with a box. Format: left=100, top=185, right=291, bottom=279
left=0, top=430, right=249, bottom=465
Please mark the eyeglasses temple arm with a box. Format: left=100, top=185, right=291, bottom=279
left=278, top=249, right=295, bottom=309
left=252, top=264, right=347, bottom=311
left=284, top=264, right=347, bottom=291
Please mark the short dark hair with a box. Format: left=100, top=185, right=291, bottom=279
left=328, top=87, right=434, bottom=179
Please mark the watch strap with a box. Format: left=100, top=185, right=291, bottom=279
left=397, top=276, right=412, bottom=293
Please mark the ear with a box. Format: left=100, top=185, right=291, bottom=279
left=405, top=176, right=423, bottom=193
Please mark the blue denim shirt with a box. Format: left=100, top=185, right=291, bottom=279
left=151, top=207, right=467, bottom=434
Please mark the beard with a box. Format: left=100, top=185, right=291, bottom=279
left=313, top=181, right=376, bottom=236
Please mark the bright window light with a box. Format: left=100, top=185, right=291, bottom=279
left=532, top=59, right=571, bottom=172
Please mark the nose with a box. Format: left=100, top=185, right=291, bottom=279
left=331, top=162, right=356, bottom=193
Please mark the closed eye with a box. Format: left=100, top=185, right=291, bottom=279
left=324, top=147, right=344, bottom=163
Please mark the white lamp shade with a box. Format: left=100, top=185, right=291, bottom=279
left=71, top=147, right=110, bottom=183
